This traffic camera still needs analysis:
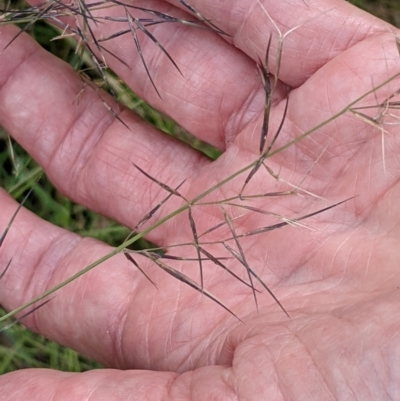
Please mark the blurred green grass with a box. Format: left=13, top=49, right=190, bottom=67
left=0, top=0, right=399, bottom=375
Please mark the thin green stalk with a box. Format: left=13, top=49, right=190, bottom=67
left=2, top=69, right=399, bottom=323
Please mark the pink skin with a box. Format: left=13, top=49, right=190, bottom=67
left=1, top=0, right=400, bottom=399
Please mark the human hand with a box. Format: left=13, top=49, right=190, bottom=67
left=1, top=0, right=400, bottom=399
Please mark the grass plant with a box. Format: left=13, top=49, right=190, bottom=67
left=0, top=0, right=400, bottom=376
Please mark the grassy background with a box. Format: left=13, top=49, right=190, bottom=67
left=0, top=0, right=399, bottom=374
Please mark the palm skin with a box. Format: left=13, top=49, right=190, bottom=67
left=1, top=0, right=400, bottom=399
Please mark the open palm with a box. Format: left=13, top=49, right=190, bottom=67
left=1, top=0, right=400, bottom=399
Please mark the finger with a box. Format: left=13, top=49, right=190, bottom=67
left=0, top=369, right=191, bottom=401
left=22, top=0, right=268, bottom=151
left=0, top=190, right=148, bottom=366
left=1, top=369, right=178, bottom=401
left=18, top=0, right=391, bottom=155
left=0, top=365, right=237, bottom=401
left=167, top=0, right=393, bottom=87
left=0, top=191, right=245, bottom=369
left=0, top=25, right=209, bottom=241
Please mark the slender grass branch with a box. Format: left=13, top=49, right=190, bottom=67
left=1, top=66, right=399, bottom=322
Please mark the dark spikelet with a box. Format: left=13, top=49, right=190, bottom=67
left=225, top=203, right=279, bottom=217
left=240, top=156, right=265, bottom=198
left=249, top=268, right=289, bottom=318
left=132, top=162, right=186, bottom=199
left=198, top=220, right=226, bottom=238
left=188, top=207, right=203, bottom=289
left=123, top=180, right=186, bottom=245
left=125, top=7, right=162, bottom=99
left=238, top=188, right=294, bottom=199
left=220, top=204, right=289, bottom=317
left=198, top=246, right=260, bottom=291
left=104, top=3, right=183, bottom=76
left=51, top=0, right=96, bottom=21
left=239, top=198, right=353, bottom=238
left=0, top=299, right=53, bottom=333
left=240, top=37, right=281, bottom=197
left=223, top=242, right=289, bottom=317
left=221, top=207, right=259, bottom=311
left=76, top=0, right=102, bottom=55
left=0, top=187, right=37, bottom=282
left=242, top=219, right=297, bottom=237
left=129, top=9, right=209, bottom=30
left=258, top=35, right=273, bottom=155
left=0, top=187, right=34, bottom=248
left=149, top=252, right=223, bottom=262
left=98, top=43, right=130, bottom=68
left=147, top=253, right=243, bottom=322
left=106, top=1, right=216, bottom=30
left=197, top=212, right=243, bottom=239
left=1, top=1, right=56, bottom=53
left=2, top=0, right=226, bottom=99
left=176, top=0, right=228, bottom=35
left=133, top=180, right=186, bottom=231
left=75, top=25, right=113, bottom=95
left=0, top=259, right=12, bottom=280
left=100, top=97, right=131, bottom=131
left=124, top=251, right=157, bottom=288
left=97, top=28, right=131, bottom=42
left=239, top=97, right=289, bottom=200
left=133, top=18, right=183, bottom=76
left=262, top=95, right=289, bottom=157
